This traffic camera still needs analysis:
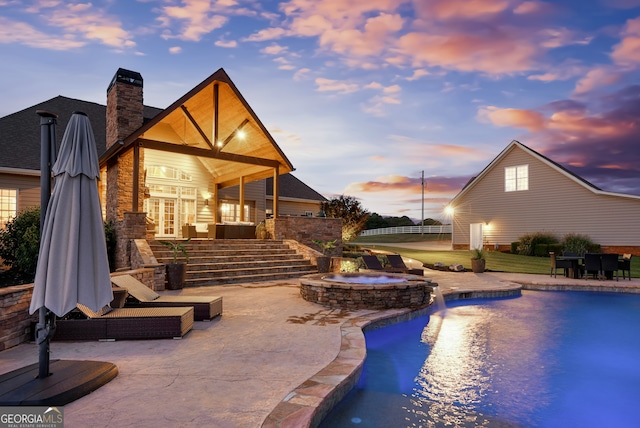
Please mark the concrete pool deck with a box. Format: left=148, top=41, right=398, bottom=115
left=1, top=271, right=639, bottom=427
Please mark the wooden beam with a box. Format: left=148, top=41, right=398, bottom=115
left=213, top=83, right=219, bottom=147
left=220, top=118, right=250, bottom=148
left=137, top=138, right=280, bottom=167
left=180, top=105, right=215, bottom=150
left=272, top=166, right=279, bottom=219
left=239, top=176, right=245, bottom=221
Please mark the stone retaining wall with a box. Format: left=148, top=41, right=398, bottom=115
left=0, top=284, right=36, bottom=351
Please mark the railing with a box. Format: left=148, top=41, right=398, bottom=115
left=360, top=225, right=452, bottom=236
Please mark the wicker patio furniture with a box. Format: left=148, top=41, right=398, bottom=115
left=385, top=254, right=425, bottom=276
left=111, top=275, right=223, bottom=321
left=52, top=304, right=194, bottom=341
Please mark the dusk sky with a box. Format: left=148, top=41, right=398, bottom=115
left=1, top=0, right=639, bottom=221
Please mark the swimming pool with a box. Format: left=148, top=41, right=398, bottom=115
left=320, top=290, right=640, bottom=427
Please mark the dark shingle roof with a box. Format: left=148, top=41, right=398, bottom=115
left=265, top=174, right=327, bottom=202
left=0, top=96, right=161, bottom=170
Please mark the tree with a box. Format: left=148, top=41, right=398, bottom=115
left=420, top=218, right=443, bottom=226
left=320, top=195, right=370, bottom=241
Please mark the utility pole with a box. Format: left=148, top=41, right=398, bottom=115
left=421, top=170, right=424, bottom=235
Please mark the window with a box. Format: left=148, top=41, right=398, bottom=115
left=0, top=188, right=17, bottom=229
left=220, top=201, right=250, bottom=223
left=147, top=165, right=192, bottom=181
left=505, top=165, right=528, bottom=192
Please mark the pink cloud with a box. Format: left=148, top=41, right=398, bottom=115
left=397, top=30, right=540, bottom=74
left=610, top=16, right=640, bottom=66
left=413, top=0, right=511, bottom=20
left=478, top=106, right=546, bottom=131
left=573, top=66, right=622, bottom=95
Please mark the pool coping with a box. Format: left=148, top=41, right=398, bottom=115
left=261, top=282, right=523, bottom=428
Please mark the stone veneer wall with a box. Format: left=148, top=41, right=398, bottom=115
left=131, top=239, right=166, bottom=290
left=266, top=217, right=343, bottom=256
left=0, top=284, right=36, bottom=351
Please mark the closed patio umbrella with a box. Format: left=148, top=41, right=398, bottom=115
left=0, top=111, right=116, bottom=406
left=29, top=111, right=113, bottom=374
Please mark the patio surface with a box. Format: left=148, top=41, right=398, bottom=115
left=1, top=270, right=639, bottom=427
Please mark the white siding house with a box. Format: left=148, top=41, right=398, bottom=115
left=448, top=140, right=640, bottom=254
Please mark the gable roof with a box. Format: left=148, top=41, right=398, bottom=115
left=451, top=140, right=640, bottom=203
left=265, top=173, right=327, bottom=202
left=104, top=68, right=294, bottom=189
left=0, top=95, right=161, bottom=171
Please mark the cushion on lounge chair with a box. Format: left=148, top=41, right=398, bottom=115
left=111, top=274, right=222, bottom=321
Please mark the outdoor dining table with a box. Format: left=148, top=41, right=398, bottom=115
left=557, top=255, right=583, bottom=279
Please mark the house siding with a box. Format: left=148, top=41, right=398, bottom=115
left=267, top=198, right=321, bottom=217
left=451, top=145, right=640, bottom=250
left=0, top=173, right=40, bottom=212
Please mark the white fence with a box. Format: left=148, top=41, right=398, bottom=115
left=360, top=225, right=452, bottom=236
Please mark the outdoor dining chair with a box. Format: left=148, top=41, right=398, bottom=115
left=600, top=253, right=620, bottom=281
left=619, top=254, right=633, bottom=280
left=549, top=252, right=571, bottom=278
left=583, top=253, right=602, bottom=280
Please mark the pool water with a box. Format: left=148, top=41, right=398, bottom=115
left=320, top=290, right=640, bottom=427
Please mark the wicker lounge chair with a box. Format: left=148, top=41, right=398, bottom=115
left=385, top=254, right=425, bottom=276
left=53, top=304, right=194, bottom=341
left=111, top=275, right=222, bottom=321
left=361, top=255, right=406, bottom=273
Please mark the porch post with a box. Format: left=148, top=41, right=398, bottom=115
left=213, top=183, right=219, bottom=223
left=239, top=176, right=245, bottom=221
left=272, top=166, right=279, bottom=219
left=132, top=143, right=140, bottom=211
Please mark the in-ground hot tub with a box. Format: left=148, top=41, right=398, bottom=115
left=299, top=272, right=437, bottom=309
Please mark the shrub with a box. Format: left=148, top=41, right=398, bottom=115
left=104, top=220, right=117, bottom=272
left=561, top=233, right=598, bottom=256
left=0, top=206, right=41, bottom=278
left=510, top=242, right=519, bottom=254
left=516, top=232, right=559, bottom=256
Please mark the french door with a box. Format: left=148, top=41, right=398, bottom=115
left=148, top=198, right=177, bottom=237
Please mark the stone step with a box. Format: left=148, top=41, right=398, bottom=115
left=185, top=269, right=318, bottom=287
left=186, top=259, right=312, bottom=272
left=153, top=248, right=299, bottom=260
left=150, top=238, right=319, bottom=287
left=186, top=263, right=314, bottom=279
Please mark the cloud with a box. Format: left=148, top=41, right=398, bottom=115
left=215, top=39, right=237, bottom=48
left=345, top=174, right=469, bottom=195
left=0, top=16, right=85, bottom=49
left=478, top=106, right=546, bottom=131
left=169, top=46, right=182, bottom=54
left=573, top=66, right=622, bottom=95
left=159, top=1, right=228, bottom=42
left=293, top=67, right=311, bottom=80
left=610, top=16, right=640, bottom=67
left=315, top=77, right=359, bottom=93
left=414, top=0, right=511, bottom=20
left=261, top=43, right=288, bottom=55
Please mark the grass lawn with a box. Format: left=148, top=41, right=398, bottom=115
left=351, top=234, right=639, bottom=277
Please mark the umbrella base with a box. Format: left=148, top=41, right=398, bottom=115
left=0, top=359, right=118, bottom=405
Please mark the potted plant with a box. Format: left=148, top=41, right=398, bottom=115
left=160, top=238, right=190, bottom=289
left=470, top=247, right=486, bottom=273
left=312, top=239, right=336, bottom=273
left=255, top=220, right=268, bottom=239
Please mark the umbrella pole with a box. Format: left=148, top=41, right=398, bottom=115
left=36, top=110, right=58, bottom=379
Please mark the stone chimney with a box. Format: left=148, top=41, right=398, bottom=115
left=106, top=68, right=144, bottom=148
left=105, top=68, right=147, bottom=271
